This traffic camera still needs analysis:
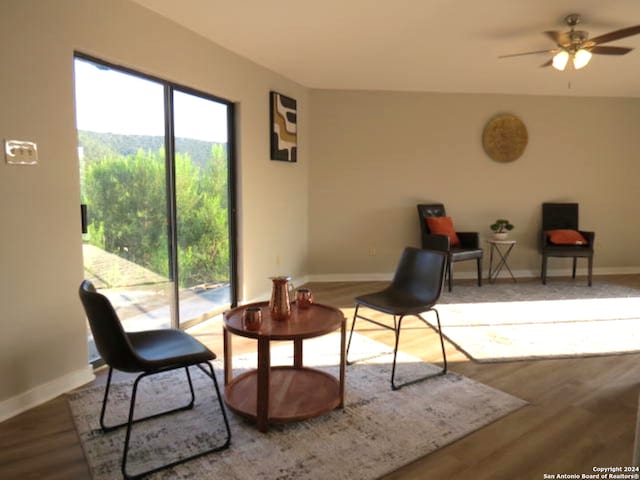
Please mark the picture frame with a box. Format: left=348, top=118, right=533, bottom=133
left=270, top=91, right=297, bottom=162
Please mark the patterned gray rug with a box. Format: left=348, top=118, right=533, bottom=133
left=68, top=333, right=526, bottom=479
left=431, top=279, right=640, bottom=362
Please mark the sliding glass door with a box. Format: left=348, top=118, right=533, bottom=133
left=173, top=90, right=232, bottom=328
left=74, top=54, right=236, bottom=362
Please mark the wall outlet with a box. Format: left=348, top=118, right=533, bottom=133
left=368, top=247, right=376, bottom=256
left=5, top=139, right=38, bottom=165
left=275, top=255, right=281, bottom=265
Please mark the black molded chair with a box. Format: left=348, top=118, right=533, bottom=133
left=346, top=247, right=448, bottom=390
left=541, top=203, right=595, bottom=286
left=78, top=280, right=231, bottom=479
left=417, top=203, right=483, bottom=291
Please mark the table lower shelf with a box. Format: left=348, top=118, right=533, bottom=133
left=224, top=366, right=341, bottom=423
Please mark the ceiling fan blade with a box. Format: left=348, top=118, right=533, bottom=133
left=590, top=45, right=633, bottom=55
left=545, top=30, right=561, bottom=44
left=544, top=30, right=570, bottom=46
left=540, top=59, right=553, bottom=68
left=589, top=25, right=640, bottom=45
left=498, top=49, right=555, bottom=58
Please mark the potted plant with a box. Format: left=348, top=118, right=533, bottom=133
left=490, top=219, right=514, bottom=240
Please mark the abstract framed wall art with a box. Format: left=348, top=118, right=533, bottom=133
left=270, top=91, right=297, bottom=162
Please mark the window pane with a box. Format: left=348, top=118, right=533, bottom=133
left=74, top=57, right=173, bottom=362
left=173, top=90, right=231, bottom=326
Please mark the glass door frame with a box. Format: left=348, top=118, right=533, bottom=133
left=75, top=51, right=238, bottom=331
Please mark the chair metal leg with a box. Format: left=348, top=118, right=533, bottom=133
left=348, top=304, right=447, bottom=390
left=99, top=364, right=231, bottom=480
left=476, top=257, right=482, bottom=287
left=346, top=304, right=360, bottom=364
left=390, top=315, right=404, bottom=390
left=447, top=260, right=453, bottom=292
left=390, top=310, right=448, bottom=391
left=184, top=366, right=196, bottom=408
left=588, top=255, right=593, bottom=287
left=121, top=372, right=145, bottom=479
left=348, top=304, right=399, bottom=366
left=99, top=367, right=114, bottom=431
left=541, top=256, right=547, bottom=285
left=431, top=309, right=448, bottom=374
left=572, top=257, right=577, bottom=279
left=99, top=366, right=196, bottom=433
left=204, top=361, right=232, bottom=450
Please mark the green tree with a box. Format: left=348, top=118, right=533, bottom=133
left=82, top=138, right=229, bottom=288
left=176, top=144, right=229, bottom=286
left=84, top=148, right=168, bottom=277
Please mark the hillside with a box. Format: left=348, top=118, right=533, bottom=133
left=78, top=130, right=226, bottom=168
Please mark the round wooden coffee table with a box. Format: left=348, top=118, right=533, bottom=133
left=222, top=301, right=346, bottom=432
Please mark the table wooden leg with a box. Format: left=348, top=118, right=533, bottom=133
left=257, top=336, right=270, bottom=433
left=293, top=338, right=303, bottom=368
left=338, top=317, right=346, bottom=408
left=223, top=327, right=232, bottom=385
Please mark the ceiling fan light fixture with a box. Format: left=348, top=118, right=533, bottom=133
left=552, top=50, right=569, bottom=71
left=573, top=49, right=592, bottom=69
left=499, top=15, right=640, bottom=71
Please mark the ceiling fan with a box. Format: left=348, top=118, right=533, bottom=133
left=499, top=14, right=640, bottom=71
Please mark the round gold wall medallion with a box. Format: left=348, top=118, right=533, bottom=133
left=482, top=114, right=528, bottom=163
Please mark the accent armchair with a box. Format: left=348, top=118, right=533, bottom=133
left=541, top=202, right=595, bottom=286
left=417, top=203, right=483, bottom=292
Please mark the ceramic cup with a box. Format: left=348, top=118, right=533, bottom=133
left=295, top=288, right=314, bottom=309
left=242, top=306, right=262, bottom=331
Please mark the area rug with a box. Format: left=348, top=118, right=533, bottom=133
left=67, top=333, right=526, bottom=479
left=432, top=280, right=640, bottom=362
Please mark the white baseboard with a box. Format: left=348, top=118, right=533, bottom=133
left=307, top=267, right=640, bottom=283
left=582, top=266, right=640, bottom=275
left=308, top=273, right=393, bottom=282
left=500, top=266, right=640, bottom=279
left=0, top=365, right=95, bottom=423
left=293, top=274, right=310, bottom=289
left=243, top=274, right=311, bottom=304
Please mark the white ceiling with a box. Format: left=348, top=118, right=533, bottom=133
left=131, top=0, right=640, bottom=97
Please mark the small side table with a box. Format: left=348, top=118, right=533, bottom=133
left=487, top=239, right=517, bottom=283
left=222, top=302, right=346, bottom=433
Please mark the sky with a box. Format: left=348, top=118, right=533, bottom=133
left=73, top=58, right=228, bottom=143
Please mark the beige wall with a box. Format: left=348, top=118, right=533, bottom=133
left=3, top=0, right=640, bottom=420
left=309, top=89, right=640, bottom=277
left=0, top=0, right=309, bottom=411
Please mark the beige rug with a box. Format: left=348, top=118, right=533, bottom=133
left=433, top=280, right=640, bottom=362
left=68, top=333, right=526, bottom=479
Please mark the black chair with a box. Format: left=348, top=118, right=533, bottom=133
left=541, top=203, right=595, bottom=286
left=345, top=247, right=448, bottom=390
left=78, top=280, right=231, bottom=480
left=417, top=203, right=483, bottom=291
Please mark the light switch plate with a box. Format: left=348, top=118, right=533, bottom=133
left=5, top=139, right=38, bottom=165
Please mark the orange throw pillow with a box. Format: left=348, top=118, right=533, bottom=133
left=546, top=229, right=587, bottom=245
left=426, top=216, right=460, bottom=247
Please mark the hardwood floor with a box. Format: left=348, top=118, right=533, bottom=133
left=1, top=276, right=639, bottom=479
